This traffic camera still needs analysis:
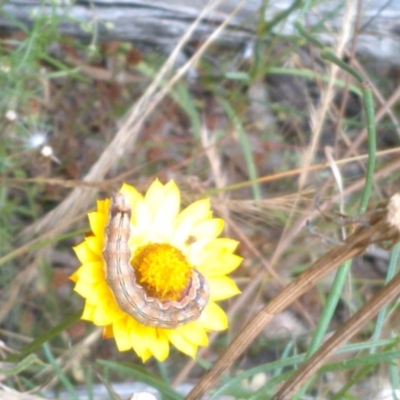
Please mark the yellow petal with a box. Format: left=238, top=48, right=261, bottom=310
left=209, top=276, right=241, bottom=301
left=205, top=238, right=239, bottom=253
left=148, top=329, right=170, bottom=362
left=129, top=320, right=151, bottom=361
left=199, top=302, right=228, bottom=331
left=188, top=238, right=214, bottom=263
left=85, top=236, right=103, bottom=256
left=69, top=270, right=79, bottom=283
left=191, top=218, right=224, bottom=240
left=81, top=303, right=95, bottom=320
left=178, top=322, right=209, bottom=347
left=142, top=325, right=158, bottom=348
left=96, top=199, right=109, bottom=215
left=175, top=199, right=211, bottom=228
left=98, top=298, right=125, bottom=321
left=128, top=230, right=148, bottom=249
left=171, top=217, right=193, bottom=246
left=120, top=183, right=142, bottom=211
left=144, top=179, right=165, bottom=218
left=166, top=329, right=198, bottom=358
left=134, top=198, right=152, bottom=232
left=93, top=303, right=118, bottom=326
left=135, top=324, right=165, bottom=361
left=199, top=253, right=243, bottom=277
left=153, top=182, right=180, bottom=239
left=73, top=241, right=97, bottom=264
left=74, top=261, right=104, bottom=283
left=73, top=279, right=95, bottom=298
left=82, top=281, right=109, bottom=303
left=113, top=318, right=133, bottom=351
left=88, top=211, right=107, bottom=238
left=139, top=347, right=153, bottom=363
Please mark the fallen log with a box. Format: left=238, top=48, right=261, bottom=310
left=1, top=0, right=400, bottom=63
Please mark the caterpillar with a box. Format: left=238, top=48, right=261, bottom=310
left=102, top=193, right=209, bottom=329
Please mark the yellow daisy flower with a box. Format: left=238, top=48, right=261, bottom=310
left=70, top=179, right=242, bottom=362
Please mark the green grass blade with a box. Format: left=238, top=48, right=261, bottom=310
left=0, top=354, right=46, bottom=375
left=97, top=360, right=184, bottom=400
left=218, top=98, right=262, bottom=200
left=6, top=311, right=82, bottom=363
left=42, top=343, right=78, bottom=400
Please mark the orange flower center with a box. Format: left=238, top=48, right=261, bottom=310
left=132, top=243, right=192, bottom=302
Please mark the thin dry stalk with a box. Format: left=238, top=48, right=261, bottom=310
left=200, top=124, right=227, bottom=195
left=334, top=0, right=363, bottom=142
left=185, top=193, right=400, bottom=400
left=0, top=389, right=45, bottom=400
left=224, top=191, right=312, bottom=223
left=299, top=0, right=355, bottom=190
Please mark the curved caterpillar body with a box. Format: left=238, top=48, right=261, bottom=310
left=102, top=193, right=209, bottom=329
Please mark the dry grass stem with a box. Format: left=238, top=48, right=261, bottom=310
left=299, top=1, right=355, bottom=190
left=0, top=389, right=46, bottom=400
left=200, top=124, right=227, bottom=195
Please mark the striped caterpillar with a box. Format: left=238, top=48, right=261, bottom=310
left=102, top=193, right=210, bottom=329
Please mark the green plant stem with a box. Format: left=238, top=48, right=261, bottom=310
left=321, top=49, right=364, bottom=84
left=295, top=21, right=324, bottom=49
left=358, top=82, right=377, bottom=213
left=262, top=0, right=303, bottom=35
left=371, top=243, right=400, bottom=353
